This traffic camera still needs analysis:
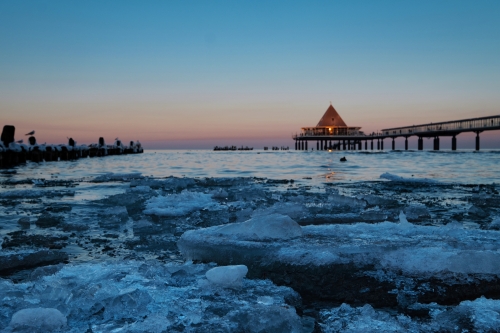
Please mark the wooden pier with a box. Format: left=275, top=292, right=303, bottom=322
left=293, top=106, right=500, bottom=151
left=0, top=125, right=143, bottom=168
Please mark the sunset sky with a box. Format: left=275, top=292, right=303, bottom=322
left=1, top=1, right=499, bottom=149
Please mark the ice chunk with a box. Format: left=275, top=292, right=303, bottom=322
left=404, top=205, right=430, bottom=222
left=490, top=217, right=500, bottom=230
left=162, top=177, right=196, bottom=190
left=228, top=305, right=303, bottom=333
left=93, top=172, right=143, bottom=182
left=35, top=213, right=63, bottom=228
left=0, top=250, right=68, bottom=272
left=215, top=213, right=303, bottom=241
left=468, top=205, right=488, bottom=218
left=206, top=265, right=248, bottom=288
left=329, top=193, right=366, bottom=209
left=398, top=211, right=411, bottom=227
left=210, top=188, right=229, bottom=199
left=179, top=216, right=500, bottom=307
left=360, top=194, right=399, bottom=207
left=252, top=202, right=306, bottom=220
left=144, top=190, right=220, bottom=216
left=380, top=172, right=438, bottom=183
left=0, top=261, right=303, bottom=332
left=17, top=217, right=30, bottom=229
left=9, top=307, right=66, bottom=331
left=319, top=303, right=415, bottom=333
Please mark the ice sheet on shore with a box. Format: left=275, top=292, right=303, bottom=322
left=180, top=213, right=500, bottom=275
left=143, top=190, right=222, bottom=216
left=0, top=261, right=304, bottom=333
left=178, top=213, right=500, bottom=306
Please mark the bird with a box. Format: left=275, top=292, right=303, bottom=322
left=25, top=130, right=35, bottom=136
left=340, top=157, right=347, bottom=162
left=16, top=139, right=23, bottom=144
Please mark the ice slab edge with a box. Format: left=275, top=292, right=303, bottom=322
left=178, top=217, right=500, bottom=309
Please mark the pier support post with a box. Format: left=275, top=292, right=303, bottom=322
left=452, top=136, right=457, bottom=151
left=329, top=140, right=332, bottom=150
left=476, top=132, right=480, bottom=151
left=295, top=141, right=297, bottom=150
left=433, top=137, right=440, bottom=151
left=371, top=140, right=373, bottom=150
left=347, top=140, right=351, bottom=150
left=301, top=140, right=304, bottom=150
left=405, top=138, right=408, bottom=150
left=358, top=141, right=362, bottom=150
left=343, top=140, right=346, bottom=150
left=305, top=141, right=308, bottom=150
left=418, top=137, right=423, bottom=150
left=377, top=139, right=380, bottom=150
left=324, top=140, right=327, bottom=150
left=381, top=140, right=384, bottom=150
left=392, top=138, right=395, bottom=150
left=365, top=141, right=367, bottom=150
left=317, top=141, right=319, bottom=150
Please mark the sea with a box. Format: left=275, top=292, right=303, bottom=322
left=1, top=149, right=500, bottom=332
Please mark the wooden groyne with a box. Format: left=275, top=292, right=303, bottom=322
left=0, top=125, right=143, bottom=168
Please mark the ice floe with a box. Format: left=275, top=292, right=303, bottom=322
left=380, top=172, right=438, bottom=183
left=179, top=213, right=500, bottom=307
left=143, top=190, right=222, bottom=216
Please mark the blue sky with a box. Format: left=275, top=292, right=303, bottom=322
left=1, top=1, right=499, bottom=148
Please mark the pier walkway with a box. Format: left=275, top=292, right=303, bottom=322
left=293, top=114, right=500, bottom=151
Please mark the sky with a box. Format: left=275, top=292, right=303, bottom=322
left=1, top=0, right=499, bottom=149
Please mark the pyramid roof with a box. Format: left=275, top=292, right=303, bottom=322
left=316, top=104, right=347, bottom=127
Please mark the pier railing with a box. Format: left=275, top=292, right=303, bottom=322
left=380, top=115, right=500, bottom=137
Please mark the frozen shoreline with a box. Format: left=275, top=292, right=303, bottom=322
left=1, top=169, right=500, bottom=331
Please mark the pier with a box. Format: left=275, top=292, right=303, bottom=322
left=293, top=105, right=500, bottom=151
left=0, top=125, right=143, bottom=168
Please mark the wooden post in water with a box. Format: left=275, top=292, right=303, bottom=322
left=452, top=136, right=457, bottom=151
left=475, top=131, right=481, bottom=151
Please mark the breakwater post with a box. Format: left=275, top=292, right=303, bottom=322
left=1, top=125, right=143, bottom=168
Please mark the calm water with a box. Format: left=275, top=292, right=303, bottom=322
left=1, top=149, right=500, bottom=186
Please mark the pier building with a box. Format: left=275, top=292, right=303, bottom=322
left=293, top=104, right=366, bottom=151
